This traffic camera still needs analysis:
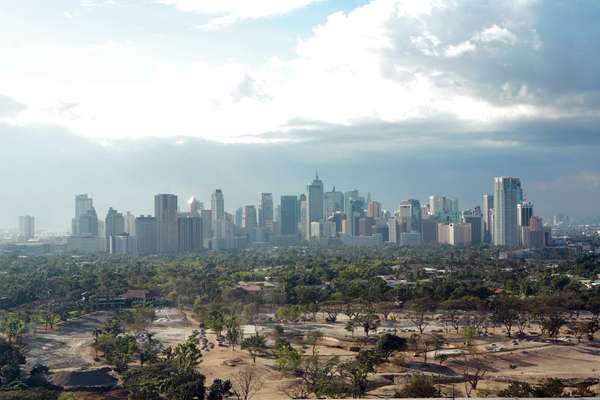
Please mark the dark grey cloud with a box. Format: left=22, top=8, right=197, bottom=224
left=2, top=117, right=599, bottom=230
left=379, top=1, right=600, bottom=112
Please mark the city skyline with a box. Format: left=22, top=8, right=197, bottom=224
left=1, top=1, right=600, bottom=229
left=1, top=170, right=595, bottom=232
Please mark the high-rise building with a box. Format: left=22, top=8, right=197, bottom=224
left=421, top=217, right=438, bottom=244
left=243, top=205, right=257, bottom=230
left=387, top=217, right=399, bottom=244
left=517, top=201, right=534, bottom=246
left=235, top=207, right=243, bottom=229
left=367, top=201, right=382, bottom=219
left=155, top=194, right=178, bottom=253
left=109, top=234, right=137, bottom=255
left=329, top=211, right=344, bottom=236
left=19, top=215, right=35, bottom=240
left=105, top=208, right=125, bottom=242
left=178, top=215, right=203, bottom=253
left=345, top=199, right=363, bottom=236
left=482, top=193, right=494, bottom=243
left=73, top=194, right=94, bottom=235
left=258, top=193, right=274, bottom=228
left=280, top=195, right=298, bottom=235
left=463, top=214, right=483, bottom=245
left=357, top=217, right=375, bottom=236
left=200, top=209, right=213, bottom=249
left=188, top=196, right=203, bottom=216
left=300, top=196, right=309, bottom=239
left=75, top=194, right=93, bottom=219
left=493, top=177, right=522, bottom=247
left=124, top=211, right=136, bottom=236
left=78, top=208, right=99, bottom=236
left=429, top=195, right=445, bottom=215
left=517, top=201, right=533, bottom=227
left=398, top=199, right=422, bottom=234
left=324, top=187, right=344, bottom=219
left=211, top=189, right=225, bottom=223
left=307, top=172, right=324, bottom=224
left=135, top=215, right=157, bottom=255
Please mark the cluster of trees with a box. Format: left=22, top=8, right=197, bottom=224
left=274, top=327, right=407, bottom=399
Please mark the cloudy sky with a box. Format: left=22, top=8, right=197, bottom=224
left=1, top=0, right=599, bottom=230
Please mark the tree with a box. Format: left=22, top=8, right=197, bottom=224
left=275, top=345, right=302, bottom=373
left=341, top=357, right=374, bottom=398
left=306, top=330, right=323, bottom=356
left=491, top=296, right=520, bottom=337
left=232, top=368, right=264, bottom=400
left=241, top=334, right=267, bottom=363
left=207, top=378, right=232, bottom=400
left=462, top=355, right=488, bottom=398
left=0, top=315, right=26, bottom=344
left=0, top=338, right=26, bottom=389
left=356, top=313, right=380, bottom=337
left=206, top=309, right=225, bottom=337
left=498, top=381, right=534, bottom=397
left=396, top=374, right=438, bottom=398
left=532, top=378, right=565, bottom=397
left=224, top=315, right=243, bottom=350
left=376, top=334, right=407, bottom=361
left=407, top=299, right=435, bottom=335
left=124, top=333, right=206, bottom=400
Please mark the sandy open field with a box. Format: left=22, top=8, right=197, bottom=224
left=22, top=308, right=600, bottom=398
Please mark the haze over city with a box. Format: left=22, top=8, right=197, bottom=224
left=2, top=0, right=600, bottom=230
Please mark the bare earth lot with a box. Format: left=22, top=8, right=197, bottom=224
left=23, top=308, right=600, bottom=398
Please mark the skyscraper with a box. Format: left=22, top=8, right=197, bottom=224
left=235, top=207, right=243, bottom=229
left=482, top=193, right=494, bottom=243
left=135, top=215, right=157, bottom=255
left=345, top=198, right=363, bottom=236
left=77, top=208, right=99, bottom=236
left=463, top=214, right=483, bottom=245
left=178, top=215, right=203, bottom=253
left=211, top=189, right=225, bottom=223
left=258, top=193, right=274, bottom=228
left=517, top=201, right=533, bottom=227
left=398, top=199, right=422, bottom=234
left=367, top=201, right=382, bottom=219
left=324, top=187, right=344, bottom=219
left=307, top=172, right=324, bottom=226
left=73, top=194, right=94, bottom=235
left=105, top=207, right=125, bottom=248
left=19, top=215, right=35, bottom=240
left=188, top=196, right=203, bottom=216
left=155, top=194, right=178, bottom=253
left=200, top=209, right=213, bottom=248
left=75, top=194, right=93, bottom=219
left=429, top=195, right=445, bottom=215
left=493, top=177, right=522, bottom=247
left=124, top=211, right=136, bottom=236
left=243, top=205, right=257, bottom=229
left=280, top=195, right=298, bottom=235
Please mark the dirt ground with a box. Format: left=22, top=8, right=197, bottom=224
left=24, top=312, right=112, bottom=372
left=22, top=308, right=600, bottom=398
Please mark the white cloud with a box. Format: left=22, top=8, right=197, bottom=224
left=444, top=40, right=476, bottom=57
left=63, top=11, right=74, bottom=19
left=477, top=24, right=517, bottom=45
left=0, top=0, right=570, bottom=143
left=158, top=0, right=322, bottom=29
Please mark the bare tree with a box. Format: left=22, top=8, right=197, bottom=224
left=232, top=368, right=264, bottom=400
left=462, top=355, right=488, bottom=398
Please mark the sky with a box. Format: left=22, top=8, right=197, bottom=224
left=1, top=0, right=599, bottom=230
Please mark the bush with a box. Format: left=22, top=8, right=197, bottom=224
left=396, top=375, right=439, bottom=398
left=0, top=389, right=58, bottom=400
